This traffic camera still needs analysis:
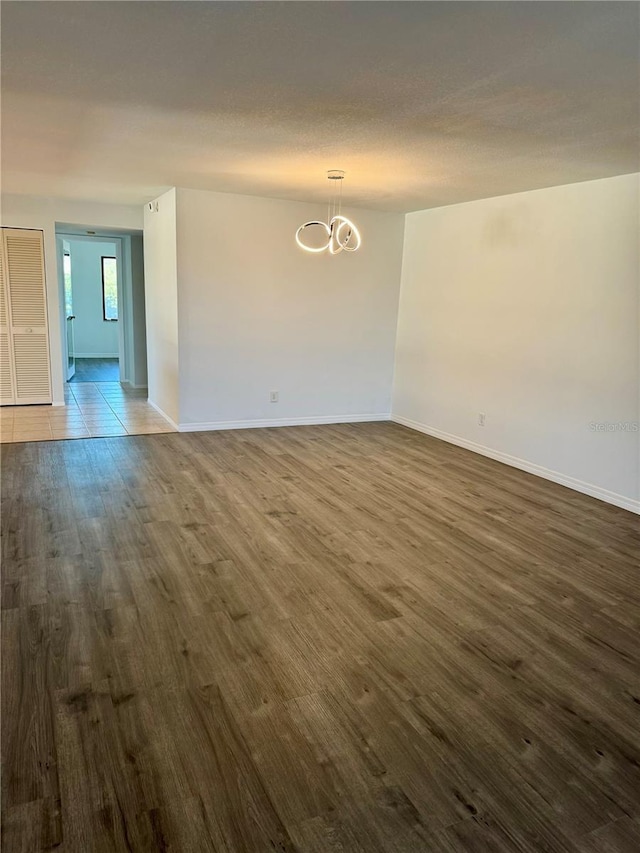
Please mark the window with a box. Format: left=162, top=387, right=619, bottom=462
left=101, top=256, right=118, bottom=321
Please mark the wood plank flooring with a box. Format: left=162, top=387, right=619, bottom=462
left=1, top=422, right=639, bottom=852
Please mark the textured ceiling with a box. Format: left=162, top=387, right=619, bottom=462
left=2, top=1, right=638, bottom=212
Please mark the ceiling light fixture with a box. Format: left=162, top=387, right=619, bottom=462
left=296, top=170, right=361, bottom=255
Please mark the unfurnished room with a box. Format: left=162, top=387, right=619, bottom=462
left=1, top=2, right=639, bottom=851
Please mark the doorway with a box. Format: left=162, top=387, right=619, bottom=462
left=56, top=227, right=148, bottom=391
left=35, top=225, right=174, bottom=440
left=0, top=226, right=172, bottom=444
left=60, top=236, right=122, bottom=385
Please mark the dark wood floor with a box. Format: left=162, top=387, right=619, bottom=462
left=2, top=423, right=639, bottom=852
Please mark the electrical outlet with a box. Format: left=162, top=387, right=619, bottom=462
left=478, top=412, right=486, bottom=427
left=270, top=391, right=279, bottom=403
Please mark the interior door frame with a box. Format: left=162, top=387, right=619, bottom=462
left=56, top=233, right=127, bottom=384
left=56, top=236, right=75, bottom=381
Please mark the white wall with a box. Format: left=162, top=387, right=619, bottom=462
left=392, top=174, right=640, bottom=511
left=175, top=187, right=405, bottom=427
left=5, top=179, right=636, bottom=514
left=143, top=189, right=179, bottom=423
left=129, top=234, right=148, bottom=388
left=1, top=194, right=142, bottom=403
left=67, top=238, right=119, bottom=357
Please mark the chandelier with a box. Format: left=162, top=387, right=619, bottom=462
left=295, top=170, right=361, bottom=254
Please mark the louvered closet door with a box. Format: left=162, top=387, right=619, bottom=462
left=0, top=243, right=16, bottom=404
left=0, top=245, right=16, bottom=406
left=2, top=228, right=52, bottom=405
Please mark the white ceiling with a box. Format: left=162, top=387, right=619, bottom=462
left=2, top=1, right=638, bottom=212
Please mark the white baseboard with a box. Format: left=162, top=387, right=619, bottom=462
left=146, top=406, right=387, bottom=434
left=121, top=380, right=148, bottom=390
left=391, top=414, right=640, bottom=515
left=74, top=353, right=119, bottom=359
left=178, top=413, right=390, bottom=433
left=147, top=400, right=180, bottom=431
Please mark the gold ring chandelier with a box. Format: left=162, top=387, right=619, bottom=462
left=295, top=170, right=361, bottom=255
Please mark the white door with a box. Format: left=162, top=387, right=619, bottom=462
left=2, top=228, right=52, bottom=405
left=58, top=239, right=75, bottom=380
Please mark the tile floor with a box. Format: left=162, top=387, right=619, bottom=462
left=69, top=357, right=120, bottom=383
left=0, top=382, right=176, bottom=443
